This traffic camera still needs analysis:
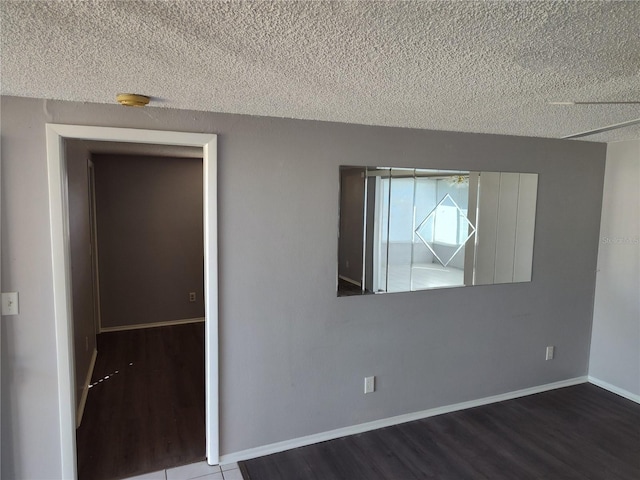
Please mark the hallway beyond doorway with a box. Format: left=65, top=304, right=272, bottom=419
left=76, top=323, right=205, bottom=480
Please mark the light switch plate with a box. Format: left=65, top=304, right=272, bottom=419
left=2, top=292, right=19, bottom=316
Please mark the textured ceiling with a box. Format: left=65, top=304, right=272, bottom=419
left=2, top=0, right=639, bottom=142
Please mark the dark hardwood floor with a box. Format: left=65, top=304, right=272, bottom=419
left=239, top=384, right=640, bottom=480
left=76, top=323, right=206, bottom=480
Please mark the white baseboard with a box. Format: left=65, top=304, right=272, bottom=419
left=100, top=317, right=205, bottom=333
left=76, top=347, right=98, bottom=428
left=219, top=376, right=588, bottom=465
left=588, top=376, right=640, bottom=404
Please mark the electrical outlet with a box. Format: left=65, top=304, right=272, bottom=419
left=364, top=376, right=375, bottom=394
left=1, top=292, right=19, bottom=316
left=189, top=292, right=196, bottom=302
left=545, top=346, right=555, bottom=360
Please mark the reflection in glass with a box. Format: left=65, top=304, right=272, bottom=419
left=415, top=193, right=476, bottom=267
left=338, top=167, right=538, bottom=296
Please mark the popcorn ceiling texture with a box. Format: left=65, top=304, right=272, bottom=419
left=1, top=0, right=639, bottom=142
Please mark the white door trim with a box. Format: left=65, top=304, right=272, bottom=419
left=45, top=124, right=219, bottom=479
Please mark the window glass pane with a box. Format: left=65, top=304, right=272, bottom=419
left=434, top=204, right=458, bottom=245
left=386, top=173, right=414, bottom=292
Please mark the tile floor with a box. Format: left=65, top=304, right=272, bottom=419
left=123, top=461, right=243, bottom=480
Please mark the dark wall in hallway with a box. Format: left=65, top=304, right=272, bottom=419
left=92, top=154, right=205, bottom=329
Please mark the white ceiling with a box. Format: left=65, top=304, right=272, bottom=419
left=2, top=0, right=639, bottom=142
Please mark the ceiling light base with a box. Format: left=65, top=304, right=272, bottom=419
left=116, top=93, right=150, bottom=107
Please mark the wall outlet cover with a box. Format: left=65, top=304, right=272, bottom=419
left=1, top=292, right=19, bottom=316
left=545, top=346, right=555, bottom=360
left=364, top=376, right=375, bottom=394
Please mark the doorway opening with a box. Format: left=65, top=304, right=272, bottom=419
left=46, top=125, right=218, bottom=480
left=77, top=150, right=206, bottom=478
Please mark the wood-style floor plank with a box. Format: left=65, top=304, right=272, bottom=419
left=76, top=323, right=205, bottom=480
left=239, top=384, right=640, bottom=480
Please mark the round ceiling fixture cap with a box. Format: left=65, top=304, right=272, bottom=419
left=116, top=93, right=150, bottom=107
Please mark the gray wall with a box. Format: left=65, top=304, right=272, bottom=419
left=1, top=95, right=606, bottom=479
left=66, top=140, right=98, bottom=417
left=92, top=154, right=205, bottom=329
left=589, top=139, right=640, bottom=396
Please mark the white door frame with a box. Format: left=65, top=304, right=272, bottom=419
left=86, top=159, right=103, bottom=334
left=46, top=124, right=219, bottom=479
